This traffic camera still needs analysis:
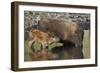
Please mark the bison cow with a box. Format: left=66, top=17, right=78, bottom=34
left=38, top=18, right=84, bottom=59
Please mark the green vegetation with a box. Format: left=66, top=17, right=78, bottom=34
left=24, top=40, right=30, bottom=61
left=48, top=42, right=63, bottom=51
left=31, top=42, right=42, bottom=52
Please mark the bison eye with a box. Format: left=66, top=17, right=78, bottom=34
left=75, top=30, right=79, bottom=34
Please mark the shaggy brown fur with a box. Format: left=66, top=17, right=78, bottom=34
left=38, top=18, right=80, bottom=44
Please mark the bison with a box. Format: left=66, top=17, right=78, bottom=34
left=38, top=18, right=84, bottom=59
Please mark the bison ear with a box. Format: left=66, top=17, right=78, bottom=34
left=75, top=21, right=80, bottom=28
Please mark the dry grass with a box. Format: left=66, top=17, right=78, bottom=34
left=83, top=30, right=90, bottom=58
